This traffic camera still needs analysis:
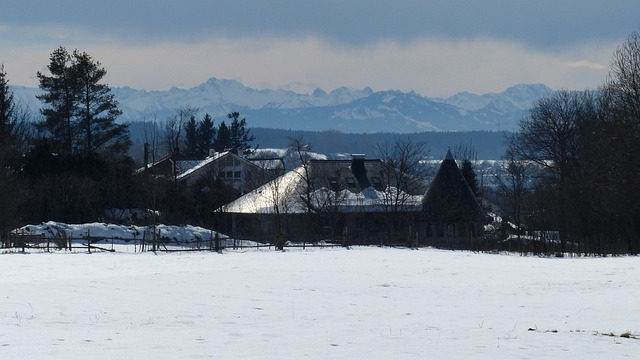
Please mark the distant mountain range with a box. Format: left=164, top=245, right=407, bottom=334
left=11, top=77, right=553, bottom=133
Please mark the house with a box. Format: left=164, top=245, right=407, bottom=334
left=136, top=152, right=193, bottom=177
left=218, top=149, right=489, bottom=249
left=219, top=154, right=426, bottom=245
left=138, top=150, right=284, bottom=195
left=177, top=150, right=284, bottom=194
left=419, top=148, right=488, bottom=249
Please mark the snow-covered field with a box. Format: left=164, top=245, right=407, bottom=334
left=1, top=247, right=638, bottom=359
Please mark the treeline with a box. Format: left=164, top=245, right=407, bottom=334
left=248, top=128, right=509, bottom=160
left=496, top=31, right=640, bottom=255
left=0, top=47, right=254, bottom=235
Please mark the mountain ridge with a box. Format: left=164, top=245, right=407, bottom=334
left=10, top=77, right=553, bottom=132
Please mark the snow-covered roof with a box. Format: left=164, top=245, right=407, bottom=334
left=176, top=151, right=230, bottom=181
left=222, top=166, right=303, bottom=214
left=248, top=158, right=285, bottom=171
left=222, top=162, right=424, bottom=214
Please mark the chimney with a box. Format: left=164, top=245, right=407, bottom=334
left=350, top=154, right=370, bottom=189
left=351, top=154, right=366, bottom=174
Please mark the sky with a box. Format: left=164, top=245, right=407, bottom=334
left=0, top=0, right=638, bottom=98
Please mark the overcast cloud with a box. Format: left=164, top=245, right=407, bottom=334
left=0, top=0, right=637, bottom=97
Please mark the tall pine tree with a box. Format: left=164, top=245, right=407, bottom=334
left=0, top=64, right=21, bottom=234
left=36, top=47, right=129, bottom=157
left=461, top=159, right=480, bottom=199
left=72, top=49, right=127, bottom=156
left=183, top=115, right=199, bottom=158
left=37, top=47, right=77, bottom=156
left=197, top=113, right=216, bottom=157
left=214, top=121, right=231, bottom=153
left=228, top=111, right=255, bottom=154
left=0, top=63, right=16, bottom=138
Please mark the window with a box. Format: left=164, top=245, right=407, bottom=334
left=328, top=177, right=339, bottom=191
left=234, top=171, right=241, bottom=178
left=371, top=176, right=383, bottom=189
left=345, top=177, right=357, bottom=188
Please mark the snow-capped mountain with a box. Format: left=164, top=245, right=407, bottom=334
left=10, top=77, right=553, bottom=132
left=441, top=83, right=551, bottom=112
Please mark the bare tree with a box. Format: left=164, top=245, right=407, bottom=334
left=376, top=137, right=428, bottom=212
left=598, top=30, right=640, bottom=254
left=287, top=135, right=317, bottom=246
left=495, top=143, right=530, bottom=252
left=264, top=170, right=295, bottom=250
left=164, top=106, right=197, bottom=156
left=375, top=137, right=428, bottom=245
left=307, top=165, right=351, bottom=243
left=509, top=90, right=591, bottom=253
left=607, top=30, right=640, bottom=118
left=140, top=119, right=164, bottom=241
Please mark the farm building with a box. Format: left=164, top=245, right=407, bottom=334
left=137, top=150, right=284, bottom=195
left=218, top=151, right=487, bottom=248
left=419, top=148, right=489, bottom=249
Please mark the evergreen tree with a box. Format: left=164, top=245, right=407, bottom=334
left=36, top=47, right=129, bottom=156
left=461, top=159, right=479, bottom=199
left=183, top=115, right=198, bottom=158
left=37, top=47, right=77, bottom=155
left=0, top=64, right=22, bottom=234
left=25, top=47, right=133, bottom=225
left=454, top=143, right=480, bottom=200
left=214, top=121, right=231, bottom=152
left=0, top=63, right=16, bottom=138
left=228, top=112, right=254, bottom=153
left=72, top=49, right=128, bottom=155
left=197, top=113, right=216, bottom=157
left=228, top=111, right=255, bottom=154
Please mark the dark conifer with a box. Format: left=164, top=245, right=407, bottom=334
left=214, top=121, right=231, bottom=153
left=197, top=113, right=216, bottom=157
left=228, top=112, right=255, bottom=154
left=0, top=64, right=16, bottom=138
left=461, top=159, right=479, bottom=199
left=36, top=47, right=129, bottom=157
left=183, top=115, right=198, bottom=158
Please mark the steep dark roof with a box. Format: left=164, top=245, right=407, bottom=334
left=422, top=149, right=486, bottom=223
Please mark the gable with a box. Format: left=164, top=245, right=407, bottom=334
left=422, top=149, right=486, bottom=223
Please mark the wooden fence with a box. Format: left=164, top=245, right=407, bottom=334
left=1, top=232, right=344, bottom=253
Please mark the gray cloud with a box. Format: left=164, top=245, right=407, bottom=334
left=0, top=0, right=634, bottom=96
left=2, top=0, right=638, bottom=48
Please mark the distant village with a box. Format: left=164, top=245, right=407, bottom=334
left=4, top=29, right=640, bottom=256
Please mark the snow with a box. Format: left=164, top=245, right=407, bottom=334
left=12, top=221, right=229, bottom=245
left=1, top=247, right=638, bottom=359
left=222, top=165, right=423, bottom=214
left=176, top=151, right=228, bottom=181
left=222, top=167, right=303, bottom=213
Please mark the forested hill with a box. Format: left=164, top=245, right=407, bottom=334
left=125, top=125, right=509, bottom=163
left=226, top=128, right=508, bottom=160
